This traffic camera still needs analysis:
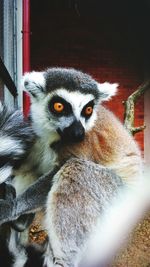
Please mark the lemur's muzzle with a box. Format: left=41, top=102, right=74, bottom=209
left=57, top=120, right=85, bottom=143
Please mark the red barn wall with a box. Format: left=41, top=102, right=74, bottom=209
left=30, top=1, right=145, bottom=153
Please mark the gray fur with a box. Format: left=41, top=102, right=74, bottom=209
left=44, top=68, right=100, bottom=98
left=44, top=158, right=123, bottom=267
left=0, top=104, right=35, bottom=175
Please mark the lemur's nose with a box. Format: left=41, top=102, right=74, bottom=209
left=57, top=120, right=85, bottom=143
left=69, top=120, right=85, bottom=142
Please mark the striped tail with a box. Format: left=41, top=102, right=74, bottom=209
left=0, top=103, right=35, bottom=183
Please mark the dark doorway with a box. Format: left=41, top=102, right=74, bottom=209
left=30, top=0, right=149, bottom=150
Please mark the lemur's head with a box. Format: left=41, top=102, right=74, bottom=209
left=23, top=68, right=118, bottom=143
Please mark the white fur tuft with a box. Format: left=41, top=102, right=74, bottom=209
left=22, top=71, right=46, bottom=98
left=97, top=82, right=119, bottom=101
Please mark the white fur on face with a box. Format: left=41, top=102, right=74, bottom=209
left=48, top=89, right=98, bottom=131
left=54, top=89, right=94, bottom=116
left=30, top=88, right=98, bottom=137
left=30, top=94, right=61, bottom=142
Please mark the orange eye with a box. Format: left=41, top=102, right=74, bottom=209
left=53, top=102, right=64, bottom=112
left=85, top=106, right=93, bottom=115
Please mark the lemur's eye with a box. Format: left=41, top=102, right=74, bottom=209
left=48, top=96, right=72, bottom=116
left=81, top=100, right=94, bottom=119
left=85, top=106, right=93, bottom=116
left=53, top=103, right=64, bottom=113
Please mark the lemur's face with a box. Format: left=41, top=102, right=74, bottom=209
left=23, top=68, right=118, bottom=144
left=45, top=88, right=97, bottom=143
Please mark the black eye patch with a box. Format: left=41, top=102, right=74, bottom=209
left=81, top=100, right=95, bottom=119
left=48, top=96, right=72, bottom=116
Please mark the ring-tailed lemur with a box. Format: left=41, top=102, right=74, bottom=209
left=0, top=68, right=145, bottom=267
left=0, top=68, right=121, bottom=223
left=0, top=68, right=142, bottom=224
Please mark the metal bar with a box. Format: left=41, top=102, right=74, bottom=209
left=0, top=57, right=18, bottom=97
left=22, top=0, right=30, bottom=118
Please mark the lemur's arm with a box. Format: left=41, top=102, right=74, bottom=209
left=0, top=167, right=59, bottom=225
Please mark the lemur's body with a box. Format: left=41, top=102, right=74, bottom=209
left=58, top=105, right=141, bottom=181
left=0, top=68, right=143, bottom=267
left=0, top=68, right=141, bottom=195
left=13, top=68, right=141, bottom=197
left=12, top=103, right=141, bottom=197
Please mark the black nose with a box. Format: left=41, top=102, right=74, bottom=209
left=69, top=120, right=85, bottom=141
left=58, top=120, right=85, bottom=143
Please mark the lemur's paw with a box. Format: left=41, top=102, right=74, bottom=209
left=11, top=213, right=35, bottom=232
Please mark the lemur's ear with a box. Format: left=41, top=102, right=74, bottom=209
left=22, top=72, right=46, bottom=99
left=97, top=82, right=119, bottom=101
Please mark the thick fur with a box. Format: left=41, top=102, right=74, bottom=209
left=44, top=158, right=123, bottom=267
left=58, top=105, right=142, bottom=182
left=0, top=68, right=144, bottom=266
left=25, top=68, right=142, bottom=267
left=0, top=104, right=35, bottom=184
left=0, top=105, right=37, bottom=267
left=0, top=103, right=36, bottom=230
left=0, top=224, right=14, bottom=267
left=0, top=240, right=45, bottom=267
left=0, top=227, right=46, bottom=267
left=9, top=68, right=119, bottom=199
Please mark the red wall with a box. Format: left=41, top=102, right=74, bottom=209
left=30, top=1, right=144, bottom=152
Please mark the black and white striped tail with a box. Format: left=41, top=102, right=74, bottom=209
left=0, top=226, right=46, bottom=267
left=0, top=103, right=35, bottom=183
